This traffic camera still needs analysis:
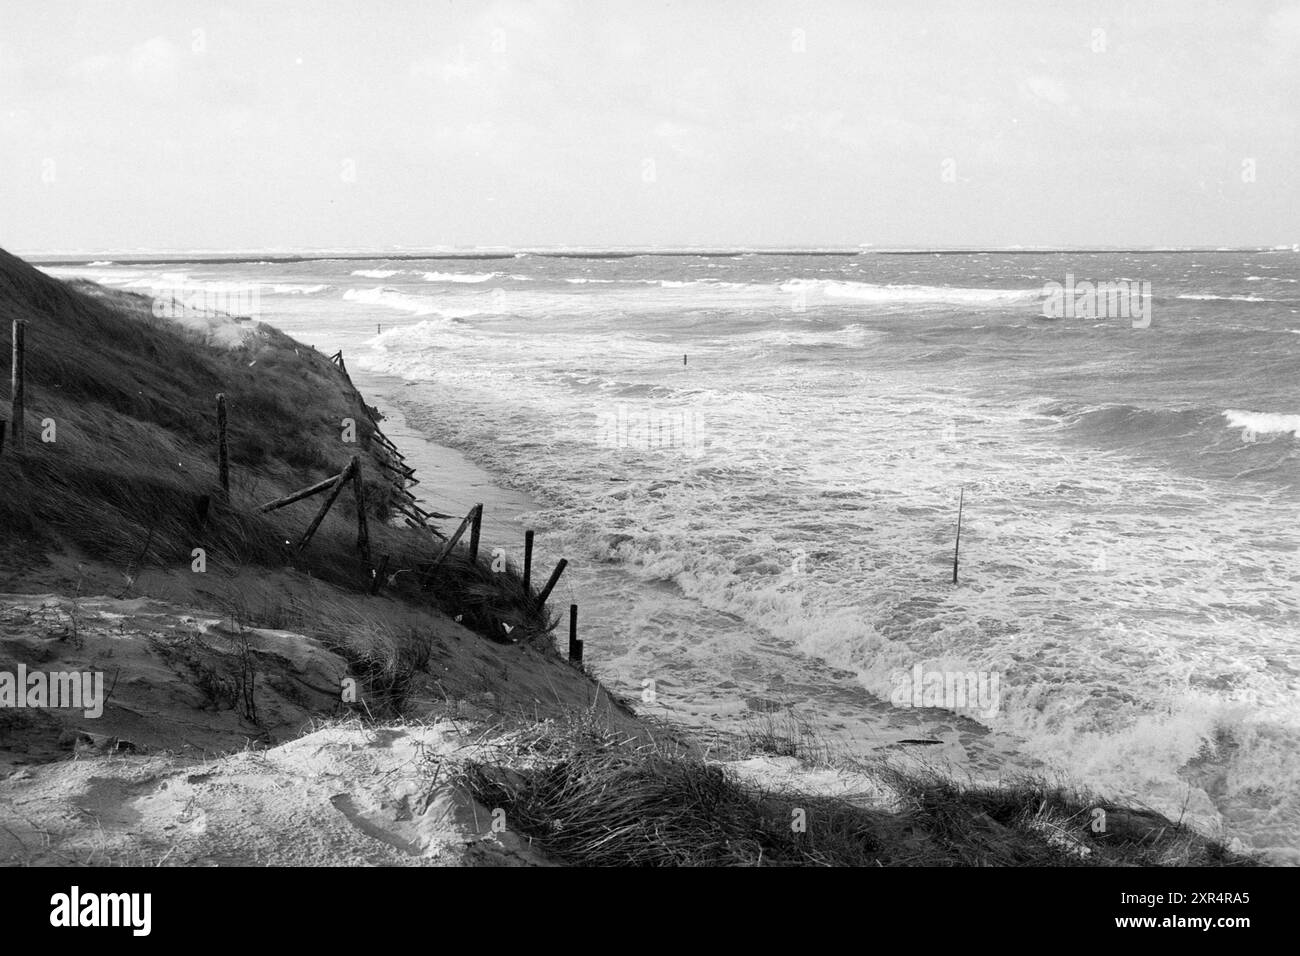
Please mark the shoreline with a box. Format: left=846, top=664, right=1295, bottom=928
left=0, top=244, right=1265, bottom=865
left=337, top=346, right=1052, bottom=788
left=27, top=259, right=1285, bottom=858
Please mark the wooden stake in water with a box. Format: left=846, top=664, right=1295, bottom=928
left=522, top=529, right=534, bottom=592
left=536, top=558, right=568, bottom=609
left=467, top=503, right=483, bottom=563
left=952, top=485, right=965, bottom=584
left=569, top=604, right=582, bottom=663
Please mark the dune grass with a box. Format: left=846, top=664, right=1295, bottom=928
left=449, top=712, right=1257, bottom=867
left=0, top=247, right=555, bottom=647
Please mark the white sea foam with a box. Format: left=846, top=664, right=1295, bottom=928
left=1223, top=409, right=1300, bottom=436
left=351, top=268, right=402, bottom=278
left=420, top=271, right=498, bottom=283
left=268, top=283, right=329, bottom=294
left=781, top=279, right=1042, bottom=306
left=342, top=286, right=481, bottom=317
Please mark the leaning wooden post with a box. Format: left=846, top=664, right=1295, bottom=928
left=522, top=529, right=534, bottom=592
left=216, top=393, right=229, bottom=495
left=421, top=508, right=475, bottom=583
left=536, top=558, right=568, bottom=609
left=296, top=462, right=353, bottom=554
left=467, top=503, right=483, bottom=563
left=257, top=473, right=346, bottom=513
left=350, top=455, right=370, bottom=565
left=952, top=485, right=965, bottom=585
left=568, top=604, right=582, bottom=663
left=10, top=320, right=25, bottom=454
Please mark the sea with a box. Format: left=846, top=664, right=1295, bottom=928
left=39, top=248, right=1300, bottom=862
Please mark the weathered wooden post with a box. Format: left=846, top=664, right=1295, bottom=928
left=568, top=604, right=582, bottom=663
left=10, top=320, right=26, bottom=453
left=522, top=529, right=534, bottom=592
left=351, top=455, right=370, bottom=565
left=536, top=558, right=568, bottom=609
left=216, top=393, right=229, bottom=494
left=296, top=461, right=353, bottom=554
left=421, top=507, right=475, bottom=583
left=257, top=473, right=345, bottom=512
left=467, top=503, right=483, bottom=563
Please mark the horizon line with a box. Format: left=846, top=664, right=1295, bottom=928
left=20, top=244, right=1300, bottom=266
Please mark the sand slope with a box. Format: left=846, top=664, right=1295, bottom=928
left=0, top=720, right=554, bottom=866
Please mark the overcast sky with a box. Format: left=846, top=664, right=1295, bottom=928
left=2, top=0, right=1297, bottom=253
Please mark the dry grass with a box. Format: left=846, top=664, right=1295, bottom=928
left=447, top=715, right=1258, bottom=867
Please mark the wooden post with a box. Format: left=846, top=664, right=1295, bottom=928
left=369, top=554, right=390, bottom=595
left=296, top=462, right=353, bottom=554
left=522, top=529, right=534, bottom=592
left=568, top=604, right=582, bottom=662
left=467, top=503, right=483, bottom=563
left=536, top=558, right=568, bottom=609
left=194, top=494, right=211, bottom=531
left=216, top=393, right=229, bottom=495
left=257, top=473, right=345, bottom=513
left=0, top=420, right=6, bottom=458
left=351, top=455, right=370, bottom=565
left=422, top=508, right=475, bottom=582
left=10, top=320, right=25, bottom=453
left=952, top=486, right=965, bottom=585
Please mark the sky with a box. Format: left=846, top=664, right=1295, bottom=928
left=1, top=0, right=1297, bottom=253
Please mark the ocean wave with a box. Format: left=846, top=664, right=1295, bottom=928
left=1223, top=409, right=1300, bottom=437
left=1177, top=294, right=1280, bottom=302
left=780, top=279, right=1042, bottom=306
left=420, top=271, right=498, bottom=283
left=268, top=283, right=330, bottom=294
left=351, top=268, right=402, bottom=278
left=342, top=286, right=481, bottom=317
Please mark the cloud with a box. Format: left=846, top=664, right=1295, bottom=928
left=1020, top=74, right=1068, bottom=108
left=129, top=36, right=180, bottom=92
